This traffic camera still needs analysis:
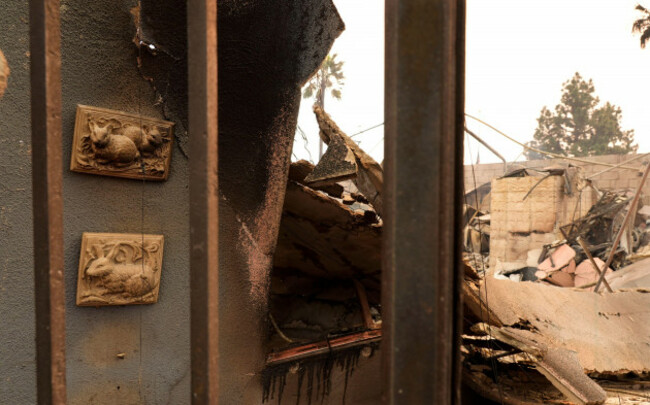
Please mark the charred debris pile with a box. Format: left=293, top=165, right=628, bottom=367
left=463, top=160, right=650, bottom=404
left=263, top=106, right=382, bottom=403
left=465, top=163, right=650, bottom=289
left=265, top=106, right=650, bottom=404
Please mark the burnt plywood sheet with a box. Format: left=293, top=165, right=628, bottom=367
left=477, top=278, right=650, bottom=374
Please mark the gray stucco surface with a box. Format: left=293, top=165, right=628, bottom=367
left=60, top=0, right=190, bottom=403
left=1, top=1, right=192, bottom=401
left=0, top=2, right=36, bottom=403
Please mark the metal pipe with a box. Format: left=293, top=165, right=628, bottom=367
left=30, top=0, right=66, bottom=403
left=188, top=0, right=219, bottom=403
left=266, top=330, right=382, bottom=366
left=464, top=126, right=507, bottom=173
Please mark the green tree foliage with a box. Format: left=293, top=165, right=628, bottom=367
left=525, top=73, right=637, bottom=159
left=632, top=4, right=650, bottom=48
left=303, top=53, right=345, bottom=109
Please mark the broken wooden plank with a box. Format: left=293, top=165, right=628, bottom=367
left=463, top=366, right=571, bottom=405
left=464, top=367, right=649, bottom=405
left=353, top=280, right=380, bottom=330
left=537, top=348, right=607, bottom=405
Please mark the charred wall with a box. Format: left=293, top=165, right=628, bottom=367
left=215, top=1, right=345, bottom=401
left=0, top=0, right=383, bottom=403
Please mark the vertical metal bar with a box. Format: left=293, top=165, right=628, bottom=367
left=452, top=2, right=466, bottom=402
left=188, top=0, right=219, bottom=403
left=30, top=0, right=66, bottom=404
left=383, top=0, right=465, bottom=403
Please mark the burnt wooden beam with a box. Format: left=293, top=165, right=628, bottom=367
left=30, top=0, right=66, bottom=403
left=383, top=0, right=465, bottom=403
left=188, top=0, right=219, bottom=403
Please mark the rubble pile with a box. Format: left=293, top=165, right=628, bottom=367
left=269, top=106, right=650, bottom=404
left=263, top=107, right=384, bottom=404
left=462, top=274, right=650, bottom=405
left=488, top=167, right=595, bottom=270
left=462, top=161, right=650, bottom=404
left=466, top=167, right=650, bottom=291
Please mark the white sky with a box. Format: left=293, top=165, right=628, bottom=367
left=293, top=0, right=650, bottom=165
left=293, top=0, right=385, bottom=164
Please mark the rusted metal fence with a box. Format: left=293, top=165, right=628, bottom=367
left=188, top=0, right=219, bottom=403
left=30, top=0, right=66, bottom=403
left=383, top=0, right=465, bottom=403
left=30, top=0, right=465, bottom=403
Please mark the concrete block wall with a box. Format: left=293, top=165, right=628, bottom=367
left=465, top=153, right=650, bottom=205
left=488, top=173, right=595, bottom=268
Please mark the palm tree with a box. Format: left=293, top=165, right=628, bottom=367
left=632, top=4, right=650, bottom=48
left=303, top=53, right=345, bottom=158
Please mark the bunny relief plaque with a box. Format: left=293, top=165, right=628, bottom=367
left=70, top=105, right=174, bottom=180
left=76, top=233, right=164, bottom=306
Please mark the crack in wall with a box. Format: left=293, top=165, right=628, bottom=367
left=130, top=3, right=189, bottom=159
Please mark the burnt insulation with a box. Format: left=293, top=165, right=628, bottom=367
left=262, top=343, right=379, bottom=405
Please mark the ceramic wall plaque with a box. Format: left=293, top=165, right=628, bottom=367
left=76, top=232, right=164, bottom=306
left=70, top=105, right=174, bottom=180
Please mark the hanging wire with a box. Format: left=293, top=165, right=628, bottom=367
left=464, top=113, right=641, bottom=171
left=295, top=125, right=314, bottom=163
left=368, top=136, right=384, bottom=155
left=348, top=122, right=384, bottom=138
